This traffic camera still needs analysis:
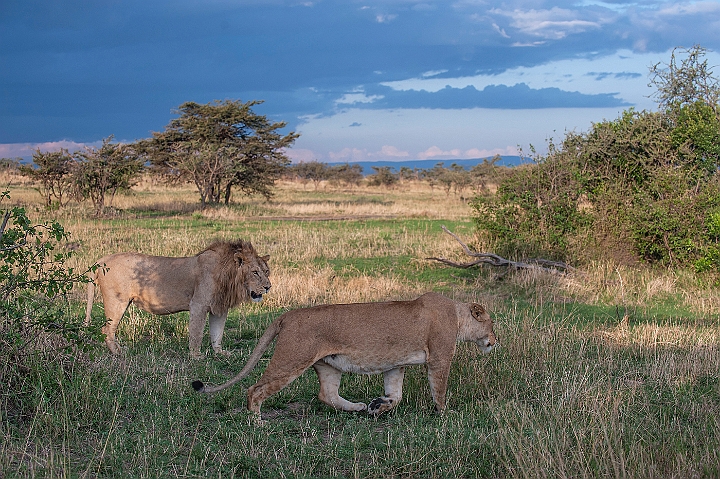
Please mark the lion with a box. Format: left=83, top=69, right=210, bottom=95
left=192, top=292, right=496, bottom=419
left=85, top=239, right=271, bottom=358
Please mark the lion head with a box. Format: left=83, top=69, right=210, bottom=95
left=206, top=240, right=271, bottom=314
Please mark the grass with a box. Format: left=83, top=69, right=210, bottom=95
left=2, top=177, right=720, bottom=478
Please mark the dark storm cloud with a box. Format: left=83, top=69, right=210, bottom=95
left=1, top=0, right=719, bottom=144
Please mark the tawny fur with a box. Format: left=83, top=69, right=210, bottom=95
left=193, top=292, right=497, bottom=419
left=85, top=240, right=270, bottom=358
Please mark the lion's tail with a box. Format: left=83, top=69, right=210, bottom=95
left=84, top=269, right=97, bottom=327
left=192, top=317, right=283, bottom=394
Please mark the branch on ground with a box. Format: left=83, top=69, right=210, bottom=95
left=427, top=225, right=575, bottom=274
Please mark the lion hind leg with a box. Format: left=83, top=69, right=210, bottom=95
left=313, top=361, right=366, bottom=412
left=368, top=367, right=405, bottom=416
left=101, top=297, right=130, bottom=355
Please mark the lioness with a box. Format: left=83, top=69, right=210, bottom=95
left=85, top=239, right=271, bottom=358
left=192, top=292, right=496, bottom=418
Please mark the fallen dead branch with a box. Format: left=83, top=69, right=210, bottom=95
left=426, top=225, right=575, bottom=274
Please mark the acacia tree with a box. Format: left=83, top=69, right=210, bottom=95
left=19, top=149, right=75, bottom=208
left=649, top=45, right=720, bottom=115
left=74, top=137, right=144, bottom=215
left=289, top=161, right=331, bottom=189
left=142, top=100, right=298, bottom=208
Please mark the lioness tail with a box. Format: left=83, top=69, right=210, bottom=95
left=191, top=317, right=283, bottom=394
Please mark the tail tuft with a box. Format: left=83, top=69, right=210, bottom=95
left=191, top=380, right=205, bottom=393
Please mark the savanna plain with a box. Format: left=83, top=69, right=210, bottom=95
left=2, top=176, right=720, bottom=478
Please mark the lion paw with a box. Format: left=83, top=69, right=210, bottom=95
left=367, top=396, right=395, bottom=415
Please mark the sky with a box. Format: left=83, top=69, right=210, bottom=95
left=2, top=0, right=720, bottom=164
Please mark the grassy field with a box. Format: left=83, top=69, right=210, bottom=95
left=2, top=178, right=720, bottom=478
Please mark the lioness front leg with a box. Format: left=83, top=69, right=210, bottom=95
left=313, top=361, right=366, bottom=412
left=426, top=360, right=451, bottom=414
left=368, top=367, right=405, bottom=415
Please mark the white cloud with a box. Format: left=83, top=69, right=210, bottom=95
left=492, top=23, right=510, bottom=38
left=421, top=70, right=449, bottom=78
left=379, top=145, right=409, bottom=158
left=328, top=147, right=370, bottom=162
left=418, top=145, right=517, bottom=160
left=375, top=13, right=397, bottom=23
left=0, top=140, right=97, bottom=159
left=657, top=1, right=720, bottom=17
left=335, top=92, right=383, bottom=105
left=286, top=148, right=317, bottom=163
left=490, top=7, right=605, bottom=40
left=293, top=106, right=626, bottom=161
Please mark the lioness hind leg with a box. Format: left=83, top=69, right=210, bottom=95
left=313, top=361, right=366, bottom=412
left=247, top=361, right=314, bottom=417
left=368, top=367, right=405, bottom=415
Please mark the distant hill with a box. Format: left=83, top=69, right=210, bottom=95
left=327, top=156, right=524, bottom=175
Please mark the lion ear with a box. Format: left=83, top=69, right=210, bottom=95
left=261, top=255, right=270, bottom=262
left=234, top=252, right=244, bottom=266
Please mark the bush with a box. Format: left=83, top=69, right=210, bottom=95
left=1, top=191, right=100, bottom=415
left=473, top=108, right=720, bottom=267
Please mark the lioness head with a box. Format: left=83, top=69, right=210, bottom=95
left=465, top=302, right=497, bottom=353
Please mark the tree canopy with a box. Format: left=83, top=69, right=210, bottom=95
left=141, top=100, right=298, bottom=208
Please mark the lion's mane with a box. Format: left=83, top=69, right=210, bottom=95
left=205, top=239, right=260, bottom=314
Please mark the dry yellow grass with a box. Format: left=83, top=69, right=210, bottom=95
left=4, top=175, right=720, bottom=317
left=4, top=172, right=720, bottom=479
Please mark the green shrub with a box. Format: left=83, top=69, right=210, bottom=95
left=1, top=191, right=100, bottom=415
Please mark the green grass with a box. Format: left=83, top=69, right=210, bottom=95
left=4, top=294, right=719, bottom=478
left=3, top=186, right=720, bottom=478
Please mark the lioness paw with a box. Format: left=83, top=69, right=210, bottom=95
left=367, top=396, right=395, bottom=415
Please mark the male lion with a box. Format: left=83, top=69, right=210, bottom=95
left=85, top=239, right=271, bottom=358
left=192, top=292, right=496, bottom=418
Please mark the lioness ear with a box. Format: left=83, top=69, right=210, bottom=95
left=470, top=303, right=486, bottom=319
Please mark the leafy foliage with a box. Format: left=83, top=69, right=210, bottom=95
left=1, top=191, right=99, bottom=412
left=142, top=100, right=299, bottom=208
left=19, top=149, right=75, bottom=208
left=473, top=46, right=720, bottom=270
left=649, top=44, right=720, bottom=113
left=367, top=166, right=399, bottom=187
left=74, top=137, right=144, bottom=214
